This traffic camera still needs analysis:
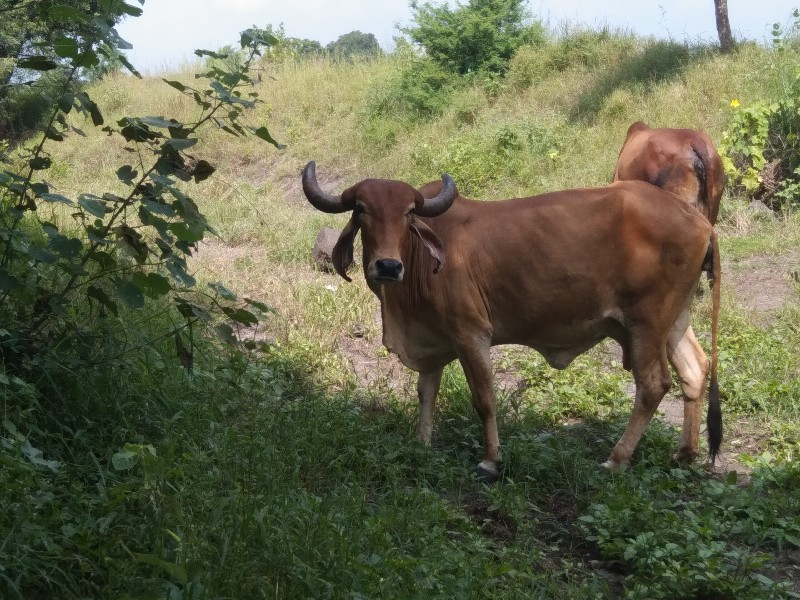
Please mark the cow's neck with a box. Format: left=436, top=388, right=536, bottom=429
left=368, top=234, right=438, bottom=364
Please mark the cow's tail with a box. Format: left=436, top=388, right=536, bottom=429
left=706, top=229, right=722, bottom=464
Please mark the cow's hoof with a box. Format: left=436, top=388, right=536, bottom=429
left=600, top=459, right=627, bottom=470
left=476, top=460, right=499, bottom=484
left=673, top=448, right=698, bottom=464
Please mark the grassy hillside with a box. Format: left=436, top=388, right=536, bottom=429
left=4, top=31, right=800, bottom=598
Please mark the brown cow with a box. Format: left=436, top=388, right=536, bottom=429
left=612, top=121, right=725, bottom=224
left=302, top=161, right=721, bottom=482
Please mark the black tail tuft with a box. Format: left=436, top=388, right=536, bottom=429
left=707, top=375, right=722, bottom=464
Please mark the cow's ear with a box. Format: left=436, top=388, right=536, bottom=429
left=332, top=214, right=360, bottom=282
left=410, top=219, right=445, bottom=274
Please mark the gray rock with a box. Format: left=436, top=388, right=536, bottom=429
left=749, top=200, right=777, bottom=220
left=312, top=227, right=341, bottom=272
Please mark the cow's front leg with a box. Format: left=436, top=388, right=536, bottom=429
left=416, top=368, right=443, bottom=446
left=457, top=339, right=501, bottom=483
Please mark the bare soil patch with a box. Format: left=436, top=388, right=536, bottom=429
left=726, top=249, right=799, bottom=323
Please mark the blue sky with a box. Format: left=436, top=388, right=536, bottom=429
left=118, top=1, right=800, bottom=73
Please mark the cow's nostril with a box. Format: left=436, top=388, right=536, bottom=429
left=375, top=259, right=404, bottom=280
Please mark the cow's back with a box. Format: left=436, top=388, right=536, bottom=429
left=613, top=123, right=724, bottom=223
left=410, top=182, right=710, bottom=351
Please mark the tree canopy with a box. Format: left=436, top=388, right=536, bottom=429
left=326, top=30, right=381, bottom=59
left=403, top=0, right=543, bottom=75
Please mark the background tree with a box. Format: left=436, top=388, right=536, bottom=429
left=258, top=23, right=324, bottom=62
left=714, top=0, right=734, bottom=53
left=326, top=30, right=380, bottom=60
left=403, top=0, right=544, bottom=75
left=0, top=0, right=135, bottom=140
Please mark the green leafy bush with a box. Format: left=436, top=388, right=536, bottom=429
left=409, top=119, right=563, bottom=196
left=579, top=465, right=799, bottom=600
left=507, top=29, right=637, bottom=89
left=721, top=11, right=800, bottom=210
left=326, top=30, right=381, bottom=60
left=363, top=53, right=457, bottom=131
left=403, top=0, right=545, bottom=76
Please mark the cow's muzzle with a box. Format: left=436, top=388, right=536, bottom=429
left=373, top=258, right=404, bottom=282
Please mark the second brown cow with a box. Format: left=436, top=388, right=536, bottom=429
left=613, top=121, right=725, bottom=224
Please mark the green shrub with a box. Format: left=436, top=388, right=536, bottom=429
left=403, top=0, right=545, bottom=76
left=409, top=119, right=563, bottom=196
left=720, top=11, right=800, bottom=210
left=721, top=91, right=800, bottom=210
left=579, top=464, right=799, bottom=600
left=507, top=29, right=638, bottom=90
left=326, top=30, right=381, bottom=61
left=364, top=55, right=456, bottom=122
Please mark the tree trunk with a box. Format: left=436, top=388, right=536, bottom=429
left=714, top=0, right=734, bottom=53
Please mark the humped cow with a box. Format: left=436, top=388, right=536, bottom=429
left=302, top=161, right=721, bottom=482
left=613, top=121, right=725, bottom=224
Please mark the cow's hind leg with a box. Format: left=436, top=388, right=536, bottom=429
left=606, top=340, right=671, bottom=467
left=456, top=340, right=501, bottom=483
left=416, top=368, right=444, bottom=446
left=667, top=320, right=709, bottom=463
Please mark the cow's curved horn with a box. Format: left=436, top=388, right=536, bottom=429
left=302, top=161, right=349, bottom=213
left=414, top=174, right=457, bottom=217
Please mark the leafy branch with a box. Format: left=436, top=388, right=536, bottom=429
left=0, top=5, right=284, bottom=369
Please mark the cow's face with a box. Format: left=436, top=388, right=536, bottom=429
left=302, top=162, right=456, bottom=285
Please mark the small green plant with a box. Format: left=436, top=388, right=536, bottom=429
left=720, top=9, right=800, bottom=210
left=579, top=464, right=799, bottom=599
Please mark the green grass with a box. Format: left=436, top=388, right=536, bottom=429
left=3, top=28, right=800, bottom=599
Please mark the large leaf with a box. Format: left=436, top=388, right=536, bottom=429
left=163, top=79, right=187, bottom=92
left=78, top=194, right=108, bottom=218
left=24, top=246, right=57, bottom=263
left=48, top=234, right=83, bottom=259
left=76, top=92, right=104, bottom=126
left=209, top=281, right=236, bottom=301
left=168, top=222, right=204, bottom=243
left=49, top=4, right=89, bottom=22
left=115, top=52, right=141, bottom=78
left=115, top=279, right=145, bottom=308
left=111, top=449, right=137, bottom=470
left=166, top=259, right=196, bottom=287
left=76, top=50, right=100, bottom=69
left=164, top=138, right=197, bottom=151
left=0, top=268, right=19, bottom=291
left=141, top=116, right=183, bottom=129
left=241, top=28, right=279, bottom=48
left=17, top=56, right=58, bottom=71
left=141, top=198, right=176, bottom=216
left=52, top=36, right=79, bottom=59
left=132, top=272, right=171, bottom=298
